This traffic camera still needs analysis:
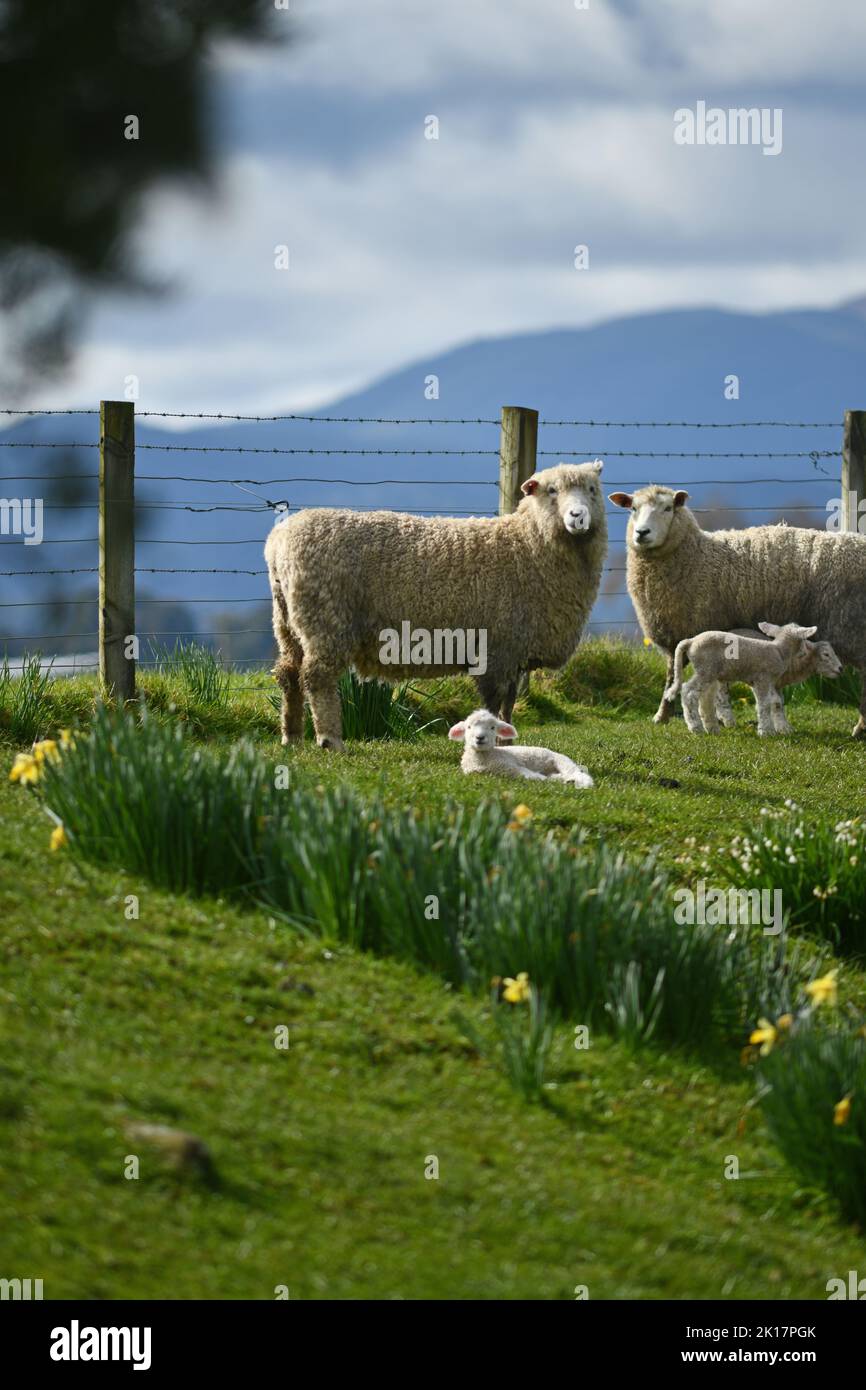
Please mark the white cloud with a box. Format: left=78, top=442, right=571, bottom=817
left=25, top=0, right=866, bottom=413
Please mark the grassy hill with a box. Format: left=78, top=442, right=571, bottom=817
left=2, top=642, right=865, bottom=1300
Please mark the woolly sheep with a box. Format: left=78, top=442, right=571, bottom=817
left=713, top=628, right=843, bottom=727
left=448, top=709, right=594, bottom=786
left=663, top=622, right=819, bottom=735
left=265, top=461, right=607, bottom=749
left=609, top=485, right=866, bottom=738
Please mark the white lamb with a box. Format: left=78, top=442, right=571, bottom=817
left=714, top=629, right=843, bottom=728
left=663, top=621, right=818, bottom=735
left=448, top=709, right=594, bottom=786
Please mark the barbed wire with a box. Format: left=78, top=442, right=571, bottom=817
left=1, top=439, right=841, bottom=461
left=0, top=408, right=849, bottom=651
left=0, top=472, right=836, bottom=488
left=136, top=411, right=502, bottom=425
left=0, top=407, right=841, bottom=427
left=538, top=419, right=840, bottom=429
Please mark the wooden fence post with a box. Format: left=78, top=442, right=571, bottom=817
left=499, top=406, right=538, bottom=699
left=842, top=410, right=866, bottom=534
left=498, top=405, right=539, bottom=515
left=99, top=400, right=136, bottom=702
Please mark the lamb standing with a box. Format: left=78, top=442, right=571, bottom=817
left=449, top=709, right=594, bottom=786
left=713, top=629, right=843, bottom=727
left=266, top=461, right=607, bottom=749
left=609, top=485, right=866, bottom=738
left=662, top=622, right=818, bottom=735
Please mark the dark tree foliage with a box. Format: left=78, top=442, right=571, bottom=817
left=0, top=0, right=286, bottom=388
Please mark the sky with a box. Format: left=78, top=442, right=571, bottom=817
left=34, top=0, right=866, bottom=416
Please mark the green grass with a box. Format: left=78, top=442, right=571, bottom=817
left=2, top=776, right=864, bottom=1301
left=2, top=639, right=866, bottom=1299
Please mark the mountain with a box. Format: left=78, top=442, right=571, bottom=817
left=2, top=299, right=865, bottom=662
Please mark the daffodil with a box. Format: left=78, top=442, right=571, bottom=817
left=833, top=1096, right=852, bottom=1127
left=749, top=1018, right=778, bottom=1056
left=643, top=637, right=653, bottom=648
left=502, top=972, right=531, bottom=1005
left=805, top=970, right=838, bottom=1008
left=49, top=824, right=68, bottom=852
left=506, top=803, right=533, bottom=831
left=776, top=1014, right=793, bottom=1032
left=58, top=729, right=76, bottom=751
left=9, top=752, right=39, bottom=785
left=32, top=739, right=59, bottom=766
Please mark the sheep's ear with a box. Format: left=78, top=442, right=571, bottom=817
left=758, top=621, right=779, bottom=636
left=589, top=459, right=604, bottom=473
left=673, top=491, right=689, bottom=508
left=448, top=722, right=466, bottom=741
left=799, top=625, right=818, bottom=638
left=520, top=477, right=539, bottom=496
left=608, top=492, right=633, bottom=509
left=496, top=721, right=518, bottom=740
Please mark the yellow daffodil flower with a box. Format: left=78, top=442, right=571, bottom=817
left=32, top=739, right=60, bottom=766
left=749, top=1018, right=778, bottom=1056
left=49, top=824, right=68, bottom=852
left=502, top=972, right=531, bottom=1005
left=833, top=1096, right=852, bottom=1127
left=805, top=970, right=838, bottom=1008
left=9, top=752, right=39, bottom=785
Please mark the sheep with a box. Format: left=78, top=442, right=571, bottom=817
left=265, top=461, right=607, bottom=750
left=713, top=628, right=843, bottom=728
left=448, top=709, right=594, bottom=786
left=608, top=484, right=866, bottom=738
left=662, top=622, right=819, bottom=735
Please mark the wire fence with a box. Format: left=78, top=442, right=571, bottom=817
left=0, top=403, right=855, bottom=676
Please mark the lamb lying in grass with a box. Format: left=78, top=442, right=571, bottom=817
left=449, top=709, right=594, bottom=786
left=663, top=621, right=824, bottom=735
left=713, top=628, right=843, bottom=728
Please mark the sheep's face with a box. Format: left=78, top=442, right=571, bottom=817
left=448, top=709, right=517, bottom=749
left=609, top=485, right=689, bottom=551
left=811, top=641, right=843, bottom=678
left=520, top=461, right=605, bottom=539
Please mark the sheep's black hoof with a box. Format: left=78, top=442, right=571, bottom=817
left=318, top=736, right=345, bottom=752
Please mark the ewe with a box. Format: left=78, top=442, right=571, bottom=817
left=714, top=628, right=842, bottom=727
left=449, top=709, right=594, bottom=786
left=663, top=622, right=820, bottom=735
left=609, top=485, right=866, bottom=738
left=266, top=461, right=607, bottom=750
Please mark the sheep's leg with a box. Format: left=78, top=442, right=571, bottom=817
left=653, top=652, right=675, bottom=724
left=680, top=676, right=704, bottom=733
left=274, top=657, right=304, bottom=745
left=549, top=759, right=594, bottom=789
left=771, top=689, right=792, bottom=734
left=475, top=672, right=504, bottom=716
left=498, top=676, right=519, bottom=724
left=270, top=577, right=305, bottom=744
left=753, top=679, right=777, bottom=736
left=715, top=684, right=737, bottom=728
left=303, top=657, right=345, bottom=751
left=852, top=668, right=866, bottom=738
left=698, top=680, right=720, bottom=734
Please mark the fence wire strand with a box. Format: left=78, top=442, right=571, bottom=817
left=0, top=409, right=853, bottom=652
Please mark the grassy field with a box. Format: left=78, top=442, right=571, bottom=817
left=2, top=640, right=865, bottom=1300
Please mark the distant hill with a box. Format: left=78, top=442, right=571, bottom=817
left=2, top=298, right=864, bottom=660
